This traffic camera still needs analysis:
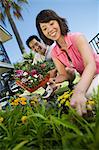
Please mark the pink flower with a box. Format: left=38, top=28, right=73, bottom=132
left=41, top=63, right=46, bottom=69
left=15, top=70, right=24, bottom=78
left=30, top=69, right=37, bottom=77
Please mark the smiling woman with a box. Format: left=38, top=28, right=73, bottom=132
left=36, top=9, right=99, bottom=116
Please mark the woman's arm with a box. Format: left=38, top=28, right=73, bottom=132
left=70, top=33, right=96, bottom=116
left=50, top=57, right=75, bottom=83
left=73, top=33, right=96, bottom=94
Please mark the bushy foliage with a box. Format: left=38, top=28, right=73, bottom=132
left=0, top=88, right=98, bottom=150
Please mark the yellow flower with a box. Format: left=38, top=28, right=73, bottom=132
left=0, top=117, right=4, bottom=123
left=65, top=100, right=70, bottom=107
left=33, top=97, right=38, bottom=102
left=20, top=97, right=27, bottom=101
left=87, top=100, right=95, bottom=105
left=60, top=98, right=66, bottom=104
left=14, top=102, right=19, bottom=106
left=14, top=98, right=20, bottom=103
left=20, top=101, right=27, bottom=105
left=86, top=99, right=95, bottom=111
left=63, top=94, right=70, bottom=99
left=69, top=90, right=73, bottom=96
left=63, top=91, right=70, bottom=96
left=30, top=101, right=36, bottom=106
left=58, top=95, right=64, bottom=101
left=21, top=116, right=27, bottom=124
left=87, top=104, right=92, bottom=111
left=11, top=101, right=19, bottom=106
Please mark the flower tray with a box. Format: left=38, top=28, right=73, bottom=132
left=16, top=74, right=50, bottom=93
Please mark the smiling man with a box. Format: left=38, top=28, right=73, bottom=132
left=26, top=35, right=56, bottom=64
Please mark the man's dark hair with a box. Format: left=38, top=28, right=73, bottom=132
left=26, top=35, right=41, bottom=48
left=36, top=9, right=70, bottom=45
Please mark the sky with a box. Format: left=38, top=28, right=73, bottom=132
left=1, top=0, right=99, bottom=64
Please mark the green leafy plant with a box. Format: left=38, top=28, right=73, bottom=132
left=0, top=89, right=98, bottom=150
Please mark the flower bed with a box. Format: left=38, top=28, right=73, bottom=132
left=0, top=88, right=98, bottom=150
left=0, top=56, right=98, bottom=149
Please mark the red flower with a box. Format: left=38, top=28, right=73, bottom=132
left=30, top=69, right=37, bottom=77
left=15, top=70, right=24, bottom=78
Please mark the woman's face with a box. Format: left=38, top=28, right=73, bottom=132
left=40, top=20, right=61, bottom=41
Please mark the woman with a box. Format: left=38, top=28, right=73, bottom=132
left=36, top=9, right=99, bottom=116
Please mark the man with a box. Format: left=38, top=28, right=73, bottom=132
left=26, top=35, right=56, bottom=64
left=26, top=35, right=57, bottom=78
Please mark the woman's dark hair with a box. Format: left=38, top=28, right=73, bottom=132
left=26, top=35, right=41, bottom=48
left=36, top=9, right=70, bottom=45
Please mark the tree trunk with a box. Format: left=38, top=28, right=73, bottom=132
left=5, top=9, right=26, bottom=55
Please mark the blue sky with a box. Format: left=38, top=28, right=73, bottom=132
left=1, top=0, right=99, bottom=64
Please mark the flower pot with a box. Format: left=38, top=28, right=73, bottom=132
left=16, top=74, right=50, bottom=93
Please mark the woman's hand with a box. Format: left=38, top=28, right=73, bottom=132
left=49, top=77, right=56, bottom=84
left=49, top=67, right=75, bottom=84
left=70, top=92, right=87, bottom=116
left=49, top=68, right=57, bottom=78
left=65, top=67, right=76, bottom=82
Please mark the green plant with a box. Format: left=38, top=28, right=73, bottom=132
left=0, top=89, right=98, bottom=150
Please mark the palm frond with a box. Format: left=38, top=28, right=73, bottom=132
left=13, top=10, right=23, bottom=19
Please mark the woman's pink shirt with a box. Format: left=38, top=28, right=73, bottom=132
left=51, top=32, right=99, bottom=75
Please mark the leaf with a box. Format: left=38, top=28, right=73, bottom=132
left=12, top=140, right=28, bottom=150
left=28, top=113, right=47, bottom=120
left=0, top=123, right=10, bottom=137
left=50, top=116, right=82, bottom=136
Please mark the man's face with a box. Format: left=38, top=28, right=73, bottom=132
left=29, top=38, right=46, bottom=55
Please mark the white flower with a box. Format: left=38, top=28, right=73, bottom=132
left=21, top=78, right=28, bottom=83
left=33, top=74, right=38, bottom=78
left=28, top=76, right=31, bottom=80
left=23, top=72, right=28, bottom=76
